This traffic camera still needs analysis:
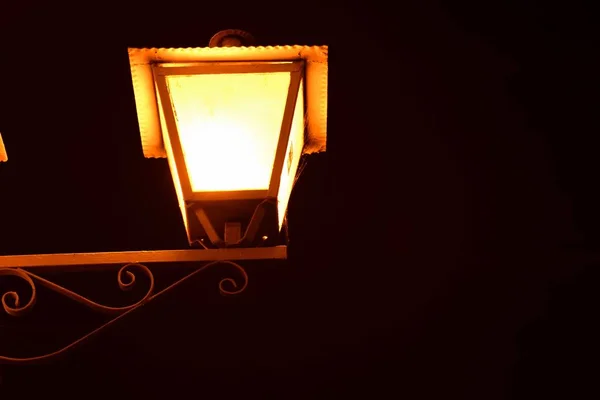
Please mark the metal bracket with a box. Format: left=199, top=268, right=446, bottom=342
left=193, top=199, right=276, bottom=248
left=224, top=222, right=242, bottom=245
left=0, top=246, right=286, bottom=364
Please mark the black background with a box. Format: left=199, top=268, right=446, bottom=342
left=0, top=0, right=598, bottom=398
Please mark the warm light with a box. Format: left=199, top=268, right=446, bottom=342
left=277, top=80, right=305, bottom=229
left=0, top=132, right=7, bottom=162
left=156, top=92, right=189, bottom=235
left=128, top=43, right=327, bottom=246
left=166, top=72, right=291, bottom=193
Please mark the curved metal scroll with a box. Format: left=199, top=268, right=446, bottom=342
left=0, top=260, right=248, bottom=364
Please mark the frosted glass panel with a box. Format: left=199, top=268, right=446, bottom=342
left=277, top=80, right=305, bottom=230
left=166, top=72, right=291, bottom=192
left=156, top=86, right=189, bottom=237
left=0, top=133, right=7, bottom=162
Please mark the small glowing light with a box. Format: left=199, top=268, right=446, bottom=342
left=0, top=132, right=7, bottom=162
left=261, top=236, right=268, bottom=241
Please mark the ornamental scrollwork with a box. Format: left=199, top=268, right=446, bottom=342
left=0, top=260, right=248, bottom=364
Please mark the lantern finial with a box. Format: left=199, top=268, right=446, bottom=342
left=209, top=29, right=256, bottom=47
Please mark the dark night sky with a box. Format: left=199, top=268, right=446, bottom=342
left=0, top=0, right=598, bottom=398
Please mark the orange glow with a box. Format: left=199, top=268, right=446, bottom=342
left=277, top=80, right=305, bottom=229
left=156, top=88, right=190, bottom=239
left=0, top=133, right=7, bottom=162
left=166, top=72, right=291, bottom=192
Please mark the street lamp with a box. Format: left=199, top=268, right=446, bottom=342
left=0, top=30, right=328, bottom=364
left=128, top=30, right=328, bottom=249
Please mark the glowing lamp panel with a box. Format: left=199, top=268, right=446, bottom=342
left=0, top=133, right=7, bottom=162
left=166, top=72, right=291, bottom=193
left=156, top=88, right=190, bottom=237
left=277, top=80, right=305, bottom=230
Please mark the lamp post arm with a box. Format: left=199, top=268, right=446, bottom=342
left=0, top=246, right=286, bottom=269
left=0, top=246, right=286, bottom=364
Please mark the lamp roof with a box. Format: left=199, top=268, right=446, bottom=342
left=128, top=45, right=328, bottom=159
